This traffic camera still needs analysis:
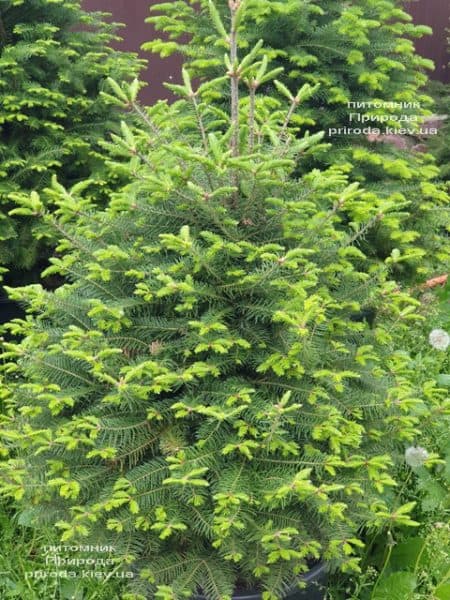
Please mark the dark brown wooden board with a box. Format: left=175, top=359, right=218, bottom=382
left=81, top=0, right=450, bottom=102
left=407, top=0, right=450, bottom=83
left=82, top=0, right=182, bottom=104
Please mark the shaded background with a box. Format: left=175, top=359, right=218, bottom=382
left=408, top=0, right=450, bottom=84
left=82, top=0, right=450, bottom=105
left=82, top=0, right=181, bottom=104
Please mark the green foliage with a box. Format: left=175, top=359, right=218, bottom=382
left=145, top=0, right=433, bottom=125
left=146, top=0, right=450, bottom=282
left=427, top=79, right=450, bottom=181
left=0, top=0, right=143, bottom=273
left=427, top=22, right=450, bottom=182
left=0, top=5, right=449, bottom=599
left=0, top=502, right=128, bottom=599
left=327, top=280, right=450, bottom=600
left=396, top=280, right=450, bottom=518
left=330, top=526, right=450, bottom=600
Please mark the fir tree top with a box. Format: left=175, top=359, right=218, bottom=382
left=145, top=0, right=450, bottom=284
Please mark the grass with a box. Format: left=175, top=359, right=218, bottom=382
left=0, top=501, right=126, bottom=600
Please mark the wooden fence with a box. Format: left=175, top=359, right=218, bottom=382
left=408, top=0, right=449, bottom=83
left=82, top=0, right=450, bottom=104
left=82, top=0, right=181, bottom=105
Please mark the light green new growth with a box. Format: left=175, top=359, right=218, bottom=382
left=0, top=0, right=143, bottom=275
left=0, top=2, right=448, bottom=599
left=146, top=0, right=450, bottom=283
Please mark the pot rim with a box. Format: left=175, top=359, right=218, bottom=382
left=193, top=561, right=327, bottom=600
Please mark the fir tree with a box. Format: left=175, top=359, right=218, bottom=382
left=146, top=0, right=450, bottom=283
left=0, top=0, right=142, bottom=275
left=428, top=82, right=450, bottom=181
left=0, top=4, right=447, bottom=599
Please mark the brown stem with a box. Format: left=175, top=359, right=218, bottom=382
left=420, top=274, right=448, bottom=290
left=280, top=97, right=300, bottom=142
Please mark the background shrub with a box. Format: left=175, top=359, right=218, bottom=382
left=0, top=0, right=143, bottom=277
left=1, top=8, right=448, bottom=594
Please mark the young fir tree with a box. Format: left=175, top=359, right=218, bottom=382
left=146, top=0, right=450, bottom=284
left=0, top=4, right=447, bottom=599
left=0, top=0, right=142, bottom=276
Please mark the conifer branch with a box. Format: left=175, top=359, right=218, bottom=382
left=190, top=92, right=214, bottom=190
left=49, top=216, right=106, bottom=255
left=345, top=212, right=384, bottom=247
left=3, top=2, right=446, bottom=593
left=280, top=96, right=300, bottom=143
left=248, top=83, right=257, bottom=152
left=130, top=101, right=161, bottom=140
left=228, top=1, right=240, bottom=160
left=191, top=93, right=209, bottom=153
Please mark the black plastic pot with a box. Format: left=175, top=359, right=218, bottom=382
left=0, top=296, right=23, bottom=325
left=194, top=563, right=327, bottom=600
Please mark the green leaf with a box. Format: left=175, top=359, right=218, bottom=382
left=371, top=572, right=417, bottom=600
left=435, top=583, right=450, bottom=600
left=389, top=537, right=426, bottom=571
left=60, top=580, right=84, bottom=600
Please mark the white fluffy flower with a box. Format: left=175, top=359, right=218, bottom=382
left=429, top=329, right=450, bottom=351
left=405, top=446, right=429, bottom=468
